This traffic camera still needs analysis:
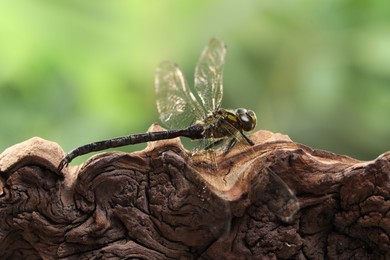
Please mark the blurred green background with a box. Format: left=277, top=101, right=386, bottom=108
left=1, top=0, right=390, bottom=165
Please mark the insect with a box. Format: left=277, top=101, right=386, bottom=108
left=58, top=38, right=299, bottom=222
left=58, top=38, right=257, bottom=171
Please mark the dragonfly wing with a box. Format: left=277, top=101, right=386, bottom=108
left=216, top=119, right=299, bottom=222
left=217, top=117, right=250, bottom=152
left=261, top=168, right=300, bottom=223
left=155, top=61, right=204, bottom=130
left=194, top=38, right=226, bottom=113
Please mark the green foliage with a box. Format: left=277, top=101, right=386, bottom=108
left=1, top=0, right=390, bottom=162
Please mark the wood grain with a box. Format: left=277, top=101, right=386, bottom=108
left=1, top=125, right=389, bottom=259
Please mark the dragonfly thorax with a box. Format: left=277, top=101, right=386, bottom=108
left=202, top=108, right=257, bottom=139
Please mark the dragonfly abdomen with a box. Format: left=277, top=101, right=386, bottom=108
left=60, top=126, right=205, bottom=168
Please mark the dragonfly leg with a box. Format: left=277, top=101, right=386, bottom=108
left=205, top=139, right=224, bottom=150
left=241, top=132, right=255, bottom=145
left=224, top=138, right=237, bottom=153
left=224, top=132, right=254, bottom=153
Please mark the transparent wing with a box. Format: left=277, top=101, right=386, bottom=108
left=155, top=61, right=204, bottom=130
left=194, top=38, right=227, bottom=113
left=257, top=168, right=300, bottom=223
left=192, top=120, right=247, bottom=173
left=213, top=116, right=252, bottom=153
left=197, top=185, right=232, bottom=241
left=220, top=128, right=300, bottom=222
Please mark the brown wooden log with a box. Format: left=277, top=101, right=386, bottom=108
left=1, top=124, right=390, bottom=259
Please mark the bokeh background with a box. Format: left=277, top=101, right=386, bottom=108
left=1, top=0, right=390, bottom=165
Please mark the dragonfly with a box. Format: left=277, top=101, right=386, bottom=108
left=58, top=38, right=257, bottom=171
left=58, top=38, right=299, bottom=222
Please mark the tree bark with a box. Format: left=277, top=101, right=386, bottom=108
left=1, top=124, right=389, bottom=259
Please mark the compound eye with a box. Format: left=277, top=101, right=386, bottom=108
left=236, top=108, right=247, bottom=115
left=239, top=110, right=257, bottom=132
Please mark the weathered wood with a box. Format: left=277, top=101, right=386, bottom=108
left=1, top=124, right=390, bottom=259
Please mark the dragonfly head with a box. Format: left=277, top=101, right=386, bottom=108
left=235, top=108, right=257, bottom=132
